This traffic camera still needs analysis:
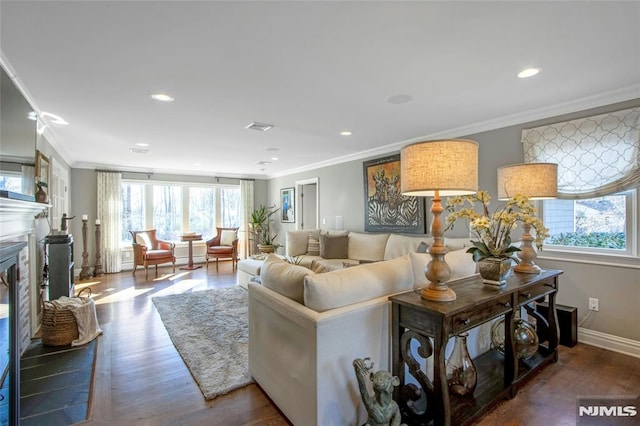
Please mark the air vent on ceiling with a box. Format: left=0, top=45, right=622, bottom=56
left=130, top=148, right=149, bottom=154
left=245, top=122, right=274, bottom=132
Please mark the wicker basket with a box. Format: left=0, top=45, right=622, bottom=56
left=41, top=288, right=91, bottom=346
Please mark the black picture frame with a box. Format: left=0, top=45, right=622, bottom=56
left=281, top=187, right=295, bottom=223
left=363, top=154, right=426, bottom=233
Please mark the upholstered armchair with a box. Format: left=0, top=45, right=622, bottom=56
left=206, top=227, right=239, bottom=271
left=130, top=230, right=176, bottom=278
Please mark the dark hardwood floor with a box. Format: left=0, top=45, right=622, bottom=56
left=78, top=262, right=640, bottom=426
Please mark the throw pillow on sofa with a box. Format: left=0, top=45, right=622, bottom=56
left=320, top=233, right=349, bottom=259
left=260, top=254, right=314, bottom=304
left=307, top=229, right=321, bottom=255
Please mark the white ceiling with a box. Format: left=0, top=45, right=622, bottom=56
left=1, top=1, right=639, bottom=179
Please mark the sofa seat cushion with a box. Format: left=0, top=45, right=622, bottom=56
left=238, top=258, right=265, bottom=276
left=145, top=249, right=173, bottom=260
left=310, top=258, right=359, bottom=273
left=348, top=232, right=389, bottom=262
left=410, top=249, right=477, bottom=288
left=261, top=254, right=315, bottom=304
left=207, top=245, right=234, bottom=255
left=303, top=254, right=414, bottom=312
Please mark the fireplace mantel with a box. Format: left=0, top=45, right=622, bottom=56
left=0, top=196, right=50, bottom=351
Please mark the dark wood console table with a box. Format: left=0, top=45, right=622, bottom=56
left=391, top=269, right=562, bottom=426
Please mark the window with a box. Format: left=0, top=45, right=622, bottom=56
left=121, top=182, right=144, bottom=242
left=542, top=191, right=634, bottom=254
left=0, top=173, right=22, bottom=193
left=523, top=107, right=639, bottom=258
left=220, top=187, right=240, bottom=227
left=188, top=187, right=215, bottom=237
left=120, top=180, right=239, bottom=245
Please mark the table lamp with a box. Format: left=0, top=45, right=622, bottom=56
left=497, top=163, right=558, bottom=273
left=401, top=139, right=478, bottom=302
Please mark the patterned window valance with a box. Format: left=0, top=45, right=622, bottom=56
left=522, top=107, right=640, bottom=199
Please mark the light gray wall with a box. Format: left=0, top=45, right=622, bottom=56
left=266, top=99, right=640, bottom=342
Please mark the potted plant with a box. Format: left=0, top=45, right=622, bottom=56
left=249, top=204, right=281, bottom=253
left=445, top=191, right=549, bottom=285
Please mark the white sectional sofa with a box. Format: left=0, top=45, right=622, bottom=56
left=247, top=230, right=476, bottom=426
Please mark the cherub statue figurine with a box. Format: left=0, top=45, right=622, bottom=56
left=353, top=358, right=406, bottom=426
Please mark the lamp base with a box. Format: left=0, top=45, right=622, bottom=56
left=421, top=283, right=456, bottom=302
left=514, top=262, right=541, bottom=274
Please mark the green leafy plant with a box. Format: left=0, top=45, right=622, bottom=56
left=250, top=204, right=281, bottom=247
left=445, top=191, right=549, bottom=263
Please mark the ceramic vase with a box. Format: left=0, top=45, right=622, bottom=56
left=35, top=186, right=48, bottom=203
left=477, top=257, right=512, bottom=286
left=446, top=332, right=477, bottom=397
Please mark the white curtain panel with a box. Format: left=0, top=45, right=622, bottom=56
left=523, top=107, right=640, bottom=199
left=240, top=180, right=254, bottom=259
left=97, top=171, right=122, bottom=273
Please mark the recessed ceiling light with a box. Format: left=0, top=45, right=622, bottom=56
left=517, top=67, right=541, bottom=78
left=135, top=143, right=150, bottom=147
left=130, top=148, right=149, bottom=154
left=386, top=94, right=412, bottom=105
left=256, top=160, right=271, bottom=165
left=340, top=131, right=352, bottom=136
left=271, top=157, right=279, bottom=161
left=151, top=93, right=174, bottom=102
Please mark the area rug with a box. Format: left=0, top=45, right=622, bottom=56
left=152, top=287, right=253, bottom=400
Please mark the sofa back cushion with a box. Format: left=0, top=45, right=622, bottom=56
left=410, top=249, right=477, bottom=288
left=286, top=230, right=310, bottom=256
left=303, top=255, right=414, bottom=312
left=320, top=233, right=349, bottom=259
left=383, top=234, right=430, bottom=260
left=261, top=254, right=314, bottom=304
left=348, top=232, right=389, bottom=262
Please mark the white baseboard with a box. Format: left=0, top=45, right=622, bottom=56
left=578, top=327, right=640, bottom=359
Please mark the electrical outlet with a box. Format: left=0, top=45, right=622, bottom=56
left=589, top=297, right=599, bottom=311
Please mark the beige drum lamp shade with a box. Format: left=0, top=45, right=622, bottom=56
left=497, top=163, right=558, bottom=200
left=401, top=139, right=479, bottom=196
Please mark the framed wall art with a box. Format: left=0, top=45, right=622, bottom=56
left=281, top=187, right=295, bottom=223
left=363, top=154, right=426, bottom=233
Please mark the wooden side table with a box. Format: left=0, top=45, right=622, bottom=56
left=180, top=234, right=202, bottom=270
left=391, top=269, right=562, bottom=426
